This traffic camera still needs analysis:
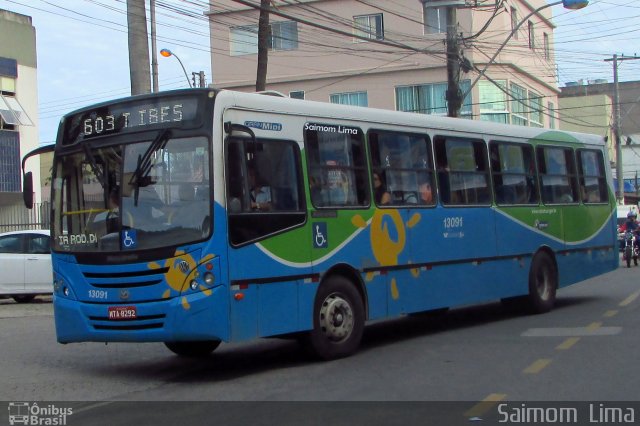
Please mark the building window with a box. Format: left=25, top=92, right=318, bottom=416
left=510, top=7, right=519, bottom=40
left=543, top=33, right=550, bottom=60
left=353, top=14, right=384, bottom=41
left=528, top=21, right=535, bottom=50
left=396, top=80, right=472, bottom=116
left=548, top=102, right=555, bottom=129
left=423, top=1, right=447, bottom=34
left=270, top=21, right=298, bottom=51
left=510, top=83, right=528, bottom=126
left=0, top=94, right=33, bottom=127
left=230, top=25, right=258, bottom=56
left=0, top=76, right=16, bottom=96
left=230, top=21, right=298, bottom=56
left=289, top=91, right=305, bottom=100
left=0, top=130, right=20, bottom=192
left=330, top=91, right=368, bottom=107
left=529, top=91, right=543, bottom=128
left=479, top=80, right=509, bottom=124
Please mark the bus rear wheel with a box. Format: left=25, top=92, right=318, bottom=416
left=527, top=252, right=557, bottom=314
left=164, top=340, right=221, bottom=357
left=306, top=276, right=364, bottom=360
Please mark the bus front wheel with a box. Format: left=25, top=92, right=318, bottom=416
left=527, top=252, right=557, bottom=314
left=306, top=276, right=365, bottom=360
left=164, top=340, right=221, bottom=357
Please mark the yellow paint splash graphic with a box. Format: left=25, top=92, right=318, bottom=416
left=391, top=278, right=400, bottom=300
left=181, top=296, right=191, bottom=310
left=407, top=213, right=421, bottom=228
left=149, top=251, right=217, bottom=310
left=352, top=215, right=368, bottom=229
left=370, top=209, right=406, bottom=266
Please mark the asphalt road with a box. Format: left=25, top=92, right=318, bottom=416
left=1, top=260, right=639, bottom=425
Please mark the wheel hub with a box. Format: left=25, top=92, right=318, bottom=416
left=536, top=269, right=550, bottom=301
left=319, top=294, right=354, bottom=342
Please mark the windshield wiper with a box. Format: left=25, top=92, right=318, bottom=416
left=82, top=142, right=106, bottom=189
left=128, top=129, right=171, bottom=205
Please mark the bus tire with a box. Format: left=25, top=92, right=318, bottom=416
left=13, top=295, right=35, bottom=303
left=164, top=340, right=221, bottom=357
left=527, top=252, right=557, bottom=314
left=306, top=276, right=365, bottom=360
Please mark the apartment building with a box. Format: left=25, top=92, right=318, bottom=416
left=207, top=0, right=559, bottom=128
left=0, top=9, right=40, bottom=207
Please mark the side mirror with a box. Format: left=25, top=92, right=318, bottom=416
left=23, top=171, right=34, bottom=209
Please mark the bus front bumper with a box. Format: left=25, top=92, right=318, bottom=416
left=53, top=286, right=229, bottom=343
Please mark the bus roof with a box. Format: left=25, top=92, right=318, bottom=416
left=219, top=89, right=604, bottom=146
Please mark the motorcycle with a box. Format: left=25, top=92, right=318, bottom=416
left=622, top=231, right=640, bottom=267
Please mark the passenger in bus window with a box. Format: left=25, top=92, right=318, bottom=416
left=309, top=175, right=324, bottom=206
left=419, top=180, right=433, bottom=204
left=249, top=167, right=272, bottom=211
left=373, top=172, right=391, bottom=205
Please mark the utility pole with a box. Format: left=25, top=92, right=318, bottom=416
left=150, top=0, right=159, bottom=92
left=605, top=54, right=640, bottom=203
left=127, top=0, right=151, bottom=95
left=446, top=5, right=462, bottom=118
left=192, top=72, right=206, bottom=88
left=256, top=0, right=271, bottom=92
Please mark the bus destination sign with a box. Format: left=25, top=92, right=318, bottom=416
left=62, top=96, right=199, bottom=144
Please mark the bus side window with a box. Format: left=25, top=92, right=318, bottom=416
left=304, top=123, right=369, bottom=208
left=577, top=149, right=608, bottom=204
left=490, top=141, right=538, bottom=205
left=435, top=135, right=490, bottom=206
left=537, top=146, right=579, bottom=204
left=226, top=138, right=306, bottom=246
left=367, top=130, right=435, bottom=207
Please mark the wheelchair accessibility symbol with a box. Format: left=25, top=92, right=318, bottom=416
left=122, top=230, right=137, bottom=249
left=313, top=222, right=327, bottom=248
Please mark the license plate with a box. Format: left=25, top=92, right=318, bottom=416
left=107, top=306, right=137, bottom=320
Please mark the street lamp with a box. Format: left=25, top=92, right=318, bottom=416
left=463, top=0, right=589, bottom=99
left=160, top=48, right=193, bottom=88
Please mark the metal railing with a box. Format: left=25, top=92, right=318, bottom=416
left=0, top=202, right=50, bottom=232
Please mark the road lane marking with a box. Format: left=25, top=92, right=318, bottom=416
left=523, top=358, right=552, bottom=374
left=620, top=290, right=640, bottom=307
left=586, top=322, right=602, bottom=331
left=603, top=310, right=618, bottom=318
left=464, top=393, right=507, bottom=419
left=521, top=326, right=621, bottom=337
left=556, top=337, right=580, bottom=350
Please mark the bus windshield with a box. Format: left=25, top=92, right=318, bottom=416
left=51, top=134, right=211, bottom=253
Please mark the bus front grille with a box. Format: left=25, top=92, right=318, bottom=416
left=81, top=267, right=170, bottom=290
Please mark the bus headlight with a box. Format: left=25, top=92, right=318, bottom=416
left=203, top=272, right=215, bottom=286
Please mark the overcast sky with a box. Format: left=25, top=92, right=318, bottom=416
left=1, top=0, right=639, bottom=145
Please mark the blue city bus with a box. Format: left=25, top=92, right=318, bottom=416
left=23, top=88, right=617, bottom=359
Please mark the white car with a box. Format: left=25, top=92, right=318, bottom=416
left=0, top=229, right=52, bottom=303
